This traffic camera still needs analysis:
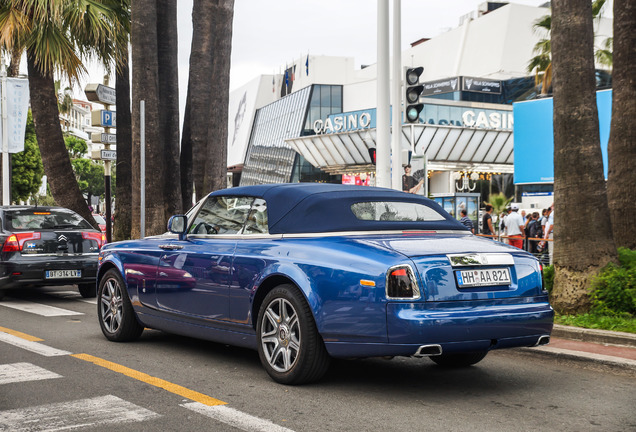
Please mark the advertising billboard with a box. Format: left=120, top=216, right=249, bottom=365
left=513, top=89, right=612, bottom=184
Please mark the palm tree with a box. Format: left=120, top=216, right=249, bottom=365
left=595, top=36, right=613, bottom=70
left=550, top=0, right=617, bottom=313
left=607, top=0, right=636, bottom=249
left=0, top=0, right=121, bottom=228
left=131, top=0, right=181, bottom=237
left=485, top=192, right=512, bottom=235
left=180, top=0, right=235, bottom=206
left=527, top=0, right=609, bottom=95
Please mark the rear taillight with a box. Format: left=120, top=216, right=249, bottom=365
left=386, top=265, right=420, bottom=299
left=1, top=232, right=41, bottom=252
left=82, top=232, right=105, bottom=249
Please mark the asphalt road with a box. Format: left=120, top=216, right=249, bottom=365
left=1, top=286, right=634, bottom=432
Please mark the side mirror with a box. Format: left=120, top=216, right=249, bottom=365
left=167, top=215, right=187, bottom=240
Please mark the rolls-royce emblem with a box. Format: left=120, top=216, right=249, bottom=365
left=58, top=235, right=68, bottom=242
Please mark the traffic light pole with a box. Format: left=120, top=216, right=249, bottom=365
left=390, top=0, right=402, bottom=191
left=376, top=0, right=391, bottom=188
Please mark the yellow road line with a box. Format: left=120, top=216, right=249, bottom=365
left=71, top=353, right=227, bottom=407
left=0, top=326, right=44, bottom=342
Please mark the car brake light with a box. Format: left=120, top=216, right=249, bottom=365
left=2, top=232, right=41, bottom=252
left=82, top=231, right=105, bottom=249
left=386, top=265, right=420, bottom=299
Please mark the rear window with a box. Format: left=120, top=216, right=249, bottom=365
left=351, top=201, right=446, bottom=222
left=5, top=209, right=93, bottom=231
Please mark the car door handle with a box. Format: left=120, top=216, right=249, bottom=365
left=159, top=244, right=184, bottom=250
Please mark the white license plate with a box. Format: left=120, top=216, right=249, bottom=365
left=45, top=270, right=82, bottom=279
left=456, top=268, right=511, bottom=288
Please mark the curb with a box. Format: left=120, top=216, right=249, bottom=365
left=551, top=324, right=636, bottom=348
left=516, top=345, right=636, bottom=377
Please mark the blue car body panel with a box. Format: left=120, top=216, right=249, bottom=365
left=98, top=184, right=553, bottom=359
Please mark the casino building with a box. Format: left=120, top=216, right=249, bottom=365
left=226, top=1, right=612, bottom=207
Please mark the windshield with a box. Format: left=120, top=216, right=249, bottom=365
left=92, top=214, right=106, bottom=224
left=5, top=209, right=93, bottom=231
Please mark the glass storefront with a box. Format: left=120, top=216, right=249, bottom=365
left=241, top=84, right=343, bottom=186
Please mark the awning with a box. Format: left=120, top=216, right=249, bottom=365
left=286, top=124, right=514, bottom=175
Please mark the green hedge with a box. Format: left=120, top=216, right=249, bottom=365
left=590, top=248, right=636, bottom=317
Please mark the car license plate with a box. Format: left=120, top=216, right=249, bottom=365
left=45, top=270, right=82, bottom=279
left=456, top=268, right=510, bottom=288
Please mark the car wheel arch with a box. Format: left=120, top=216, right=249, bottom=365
left=251, top=275, right=319, bottom=331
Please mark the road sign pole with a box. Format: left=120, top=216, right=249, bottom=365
left=1, top=63, right=9, bottom=205
left=140, top=100, right=145, bottom=238
left=103, top=77, right=113, bottom=243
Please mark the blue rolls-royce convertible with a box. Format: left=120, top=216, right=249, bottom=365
left=96, top=183, right=553, bottom=384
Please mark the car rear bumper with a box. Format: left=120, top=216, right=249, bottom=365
left=324, top=296, right=553, bottom=358
left=0, top=255, right=98, bottom=290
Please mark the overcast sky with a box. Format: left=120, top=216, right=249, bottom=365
left=181, top=0, right=549, bottom=92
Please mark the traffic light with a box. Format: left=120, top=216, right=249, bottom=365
left=404, top=67, right=424, bottom=123
left=368, top=147, right=376, bottom=165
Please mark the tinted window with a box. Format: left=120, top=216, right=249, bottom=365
left=189, top=196, right=254, bottom=235
left=351, top=202, right=446, bottom=222
left=5, top=209, right=93, bottom=231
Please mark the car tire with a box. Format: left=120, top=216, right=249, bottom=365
left=256, top=284, right=330, bottom=385
left=97, top=269, right=144, bottom=342
left=430, top=351, right=488, bottom=367
left=78, top=283, right=96, bottom=298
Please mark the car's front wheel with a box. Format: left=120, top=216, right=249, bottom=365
left=256, top=284, right=330, bottom=385
left=430, top=351, right=488, bottom=367
left=98, top=269, right=143, bottom=342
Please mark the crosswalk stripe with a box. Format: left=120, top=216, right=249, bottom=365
left=0, top=362, right=62, bottom=385
left=0, top=395, right=160, bottom=431
left=0, top=332, right=71, bottom=357
left=0, top=299, right=83, bottom=316
left=181, top=402, right=295, bottom=432
left=50, top=291, right=97, bottom=305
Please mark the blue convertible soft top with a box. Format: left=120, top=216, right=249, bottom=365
left=207, top=183, right=467, bottom=234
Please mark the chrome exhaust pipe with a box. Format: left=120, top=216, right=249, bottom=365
left=413, top=344, right=442, bottom=357
left=534, top=335, right=551, bottom=347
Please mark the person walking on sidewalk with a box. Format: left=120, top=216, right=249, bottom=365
left=459, top=209, right=474, bottom=234
left=505, top=204, right=525, bottom=249
left=482, top=204, right=495, bottom=237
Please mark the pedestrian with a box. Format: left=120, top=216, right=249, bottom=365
left=481, top=204, right=495, bottom=237
left=402, top=164, right=424, bottom=194
left=459, top=209, right=474, bottom=234
left=544, top=204, right=554, bottom=264
left=527, top=212, right=542, bottom=254
left=504, top=204, right=525, bottom=249
left=500, top=208, right=510, bottom=243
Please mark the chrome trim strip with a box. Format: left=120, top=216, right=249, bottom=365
left=282, top=229, right=467, bottom=239
left=385, top=264, right=421, bottom=300
left=18, top=253, right=99, bottom=257
left=446, top=253, right=514, bottom=267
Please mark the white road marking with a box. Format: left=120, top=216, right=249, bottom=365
left=181, top=402, right=295, bottom=432
left=0, top=395, right=160, bottom=431
left=0, top=362, right=62, bottom=385
left=0, top=332, right=71, bottom=357
left=0, top=299, right=83, bottom=316
left=49, top=290, right=97, bottom=305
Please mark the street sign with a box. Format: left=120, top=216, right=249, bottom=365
left=85, top=83, right=116, bottom=105
left=91, top=110, right=116, bottom=127
left=91, top=132, right=117, bottom=144
left=101, top=150, right=117, bottom=160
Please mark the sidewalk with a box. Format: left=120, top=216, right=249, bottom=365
left=518, top=324, right=636, bottom=376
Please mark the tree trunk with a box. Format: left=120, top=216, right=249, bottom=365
left=182, top=0, right=217, bottom=202
left=607, top=0, right=636, bottom=249
left=204, top=0, right=235, bottom=194
left=9, top=48, right=22, bottom=77
left=131, top=0, right=164, bottom=237
left=156, top=0, right=182, bottom=219
left=550, top=0, right=617, bottom=313
left=26, top=50, right=98, bottom=229
left=180, top=97, right=193, bottom=210
left=115, top=43, right=132, bottom=241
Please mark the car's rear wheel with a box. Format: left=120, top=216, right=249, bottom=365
left=430, top=351, right=488, bottom=367
left=256, top=284, right=330, bottom=385
left=78, top=283, right=96, bottom=298
left=98, top=269, right=143, bottom=342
